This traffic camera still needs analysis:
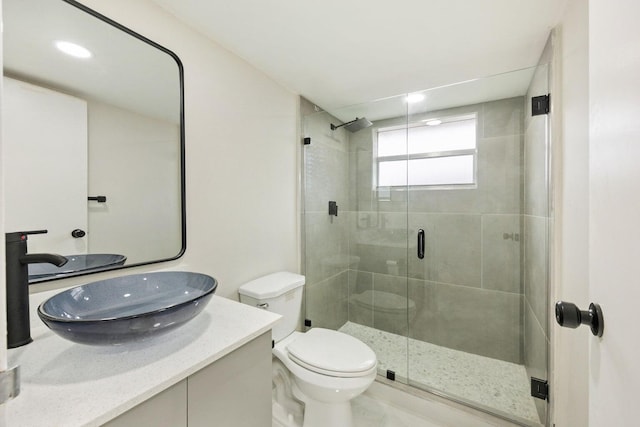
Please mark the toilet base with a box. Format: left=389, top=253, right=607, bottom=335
left=300, top=399, right=354, bottom=427
left=273, top=331, right=377, bottom=427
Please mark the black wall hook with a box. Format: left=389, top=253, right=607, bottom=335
left=555, top=301, right=604, bottom=337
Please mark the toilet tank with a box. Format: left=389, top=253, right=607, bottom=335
left=238, top=272, right=305, bottom=342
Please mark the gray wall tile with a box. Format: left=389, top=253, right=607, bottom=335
left=304, top=212, right=350, bottom=285
left=483, top=97, right=524, bottom=138
left=477, top=135, right=523, bottom=214
left=408, top=213, right=482, bottom=287
left=482, top=214, right=521, bottom=293
left=524, top=215, right=548, bottom=336
left=409, top=279, right=522, bottom=363
left=524, top=116, right=548, bottom=217
left=305, top=271, right=349, bottom=330
left=350, top=211, right=408, bottom=276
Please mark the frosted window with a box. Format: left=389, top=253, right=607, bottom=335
left=377, top=128, right=407, bottom=157
left=408, top=119, right=476, bottom=154
left=407, top=155, right=475, bottom=186
left=376, top=114, right=477, bottom=188
left=377, top=117, right=476, bottom=157
left=378, top=160, right=407, bottom=187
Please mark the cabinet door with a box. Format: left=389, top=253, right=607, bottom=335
left=187, top=333, right=272, bottom=427
left=102, top=379, right=187, bottom=427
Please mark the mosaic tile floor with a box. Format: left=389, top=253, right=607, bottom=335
left=339, top=322, right=541, bottom=424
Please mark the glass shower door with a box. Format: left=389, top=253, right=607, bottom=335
left=405, top=65, right=550, bottom=426
left=301, top=62, right=550, bottom=427
left=301, top=95, right=411, bottom=384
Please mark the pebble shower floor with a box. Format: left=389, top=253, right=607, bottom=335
left=339, top=322, right=541, bottom=424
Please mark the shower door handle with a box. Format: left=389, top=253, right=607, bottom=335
left=417, top=229, right=425, bottom=259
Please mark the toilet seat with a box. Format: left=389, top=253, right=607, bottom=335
left=286, top=328, right=376, bottom=378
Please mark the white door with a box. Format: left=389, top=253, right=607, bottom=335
left=588, top=0, right=640, bottom=424
left=2, top=77, right=88, bottom=255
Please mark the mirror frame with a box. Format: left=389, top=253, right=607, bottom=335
left=29, top=0, right=187, bottom=282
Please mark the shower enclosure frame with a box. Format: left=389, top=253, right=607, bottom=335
left=300, top=57, right=553, bottom=427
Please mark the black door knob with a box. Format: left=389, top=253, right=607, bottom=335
left=555, top=301, right=604, bottom=337
left=71, top=229, right=86, bottom=238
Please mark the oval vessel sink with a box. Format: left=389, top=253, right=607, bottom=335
left=38, top=271, right=217, bottom=345
left=29, top=254, right=127, bottom=282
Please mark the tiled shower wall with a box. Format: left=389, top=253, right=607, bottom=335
left=302, top=95, right=539, bottom=366
left=301, top=97, right=351, bottom=330
left=347, top=98, right=525, bottom=364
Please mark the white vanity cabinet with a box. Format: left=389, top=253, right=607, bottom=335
left=104, top=332, right=272, bottom=427
left=8, top=295, right=280, bottom=426
left=102, top=380, right=187, bottom=427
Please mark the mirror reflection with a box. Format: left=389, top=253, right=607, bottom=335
left=3, top=0, right=185, bottom=282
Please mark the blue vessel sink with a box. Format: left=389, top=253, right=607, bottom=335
left=29, top=254, right=127, bottom=282
left=37, top=271, right=217, bottom=345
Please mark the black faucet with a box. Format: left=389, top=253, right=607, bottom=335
left=5, top=230, right=67, bottom=348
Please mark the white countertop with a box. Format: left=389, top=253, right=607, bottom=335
left=6, top=289, right=281, bottom=427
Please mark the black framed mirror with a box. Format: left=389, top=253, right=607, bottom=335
left=3, top=0, right=186, bottom=283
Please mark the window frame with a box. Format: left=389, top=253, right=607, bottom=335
left=374, top=113, right=478, bottom=190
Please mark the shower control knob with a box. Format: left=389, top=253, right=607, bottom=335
left=555, top=301, right=604, bottom=337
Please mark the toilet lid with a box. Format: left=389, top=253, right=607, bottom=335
left=287, top=328, right=377, bottom=377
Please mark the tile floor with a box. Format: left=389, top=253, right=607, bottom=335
left=339, top=322, right=541, bottom=424
left=352, top=394, right=443, bottom=427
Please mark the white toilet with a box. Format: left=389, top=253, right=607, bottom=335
left=239, top=272, right=377, bottom=427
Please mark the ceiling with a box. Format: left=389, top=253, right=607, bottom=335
left=152, top=0, right=568, bottom=111
left=4, top=0, right=181, bottom=123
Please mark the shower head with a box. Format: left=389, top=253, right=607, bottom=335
left=330, top=117, right=373, bottom=133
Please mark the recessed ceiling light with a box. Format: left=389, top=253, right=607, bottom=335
left=406, top=93, right=425, bottom=104
left=424, top=119, right=442, bottom=126
left=55, top=40, right=92, bottom=59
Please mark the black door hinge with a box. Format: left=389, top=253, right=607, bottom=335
left=531, top=377, right=549, bottom=400
left=304, top=319, right=312, bottom=327
left=532, top=94, right=550, bottom=116
left=303, top=137, right=311, bottom=145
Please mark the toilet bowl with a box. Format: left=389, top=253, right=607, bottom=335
left=275, top=329, right=376, bottom=427
left=238, top=272, right=378, bottom=427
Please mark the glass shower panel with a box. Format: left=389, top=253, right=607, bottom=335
left=301, top=95, right=411, bottom=382
left=405, top=65, right=549, bottom=426
left=302, top=63, right=550, bottom=427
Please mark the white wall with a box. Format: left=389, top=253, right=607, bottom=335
left=551, top=0, right=590, bottom=425
left=87, top=99, right=181, bottom=264
left=3, top=77, right=88, bottom=255
left=588, top=0, right=640, bottom=424
left=25, top=0, right=300, bottom=299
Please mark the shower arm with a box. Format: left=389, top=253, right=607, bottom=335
left=330, top=118, right=359, bottom=131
